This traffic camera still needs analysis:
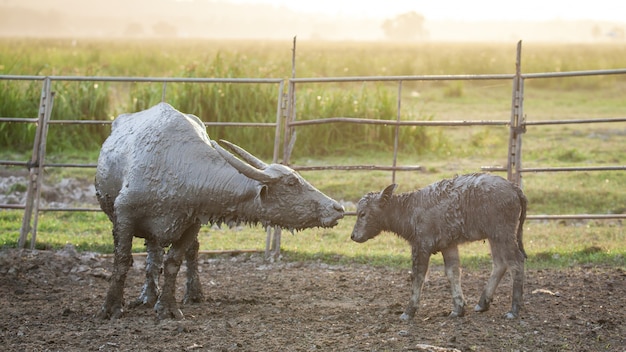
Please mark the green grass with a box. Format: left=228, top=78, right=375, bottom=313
left=2, top=208, right=624, bottom=270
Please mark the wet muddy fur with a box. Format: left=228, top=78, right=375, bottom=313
left=351, top=173, right=527, bottom=320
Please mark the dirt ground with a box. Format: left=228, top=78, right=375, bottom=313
left=0, top=247, right=624, bottom=352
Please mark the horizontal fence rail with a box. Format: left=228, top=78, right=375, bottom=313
left=482, top=166, right=626, bottom=172
left=525, top=117, right=626, bottom=125
left=522, top=68, right=626, bottom=79
left=527, top=214, right=626, bottom=220
left=0, top=74, right=284, bottom=83
left=287, top=117, right=509, bottom=127
left=290, top=73, right=516, bottom=83
left=292, top=165, right=424, bottom=172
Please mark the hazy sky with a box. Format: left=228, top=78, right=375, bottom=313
left=229, top=0, right=625, bottom=22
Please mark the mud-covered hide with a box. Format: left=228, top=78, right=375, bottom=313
left=95, top=103, right=230, bottom=234
left=95, top=102, right=343, bottom=233
left=352, top=173, right=526, bottom=254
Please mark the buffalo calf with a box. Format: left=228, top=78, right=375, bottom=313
left=351, top=173, right=527, bottom=320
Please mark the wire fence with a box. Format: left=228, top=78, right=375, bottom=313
left=1, top=41, right=625, bottom=252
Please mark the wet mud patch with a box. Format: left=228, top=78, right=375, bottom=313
left=1, top=248, right=624, bottom=351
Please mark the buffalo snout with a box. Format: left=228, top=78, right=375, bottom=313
left=322, top=201, right=345, bottom=227
left=332, top=201, right=345, bottom=217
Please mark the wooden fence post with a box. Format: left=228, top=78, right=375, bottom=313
left=266, top=36, right=298, bottom=261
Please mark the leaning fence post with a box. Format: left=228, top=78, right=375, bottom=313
left=18, top=77, right=54, bottom=249
left=507, top=40, right=525, bottom=186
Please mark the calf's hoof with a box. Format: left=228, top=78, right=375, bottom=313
left=449, top=309, right=465, bottom=318
left=400, top=306, right=417, bottom=321
left=504, top=311, right=517, bottom=319
left=474, top=304, right=488, bottom=313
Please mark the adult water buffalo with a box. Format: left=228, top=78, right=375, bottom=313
left=95, top=102, right=344, bottom=320
left=351, top=173, right=527, bottom=320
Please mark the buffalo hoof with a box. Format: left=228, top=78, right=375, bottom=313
left=183, top=291, right=205, bottom=305
left=154, top=302, right=184, bottom=320
left=98, top=305, right=123, bottom=320
left=128, top=295, right=158, bottom=309
left=399, top=313, right=411, bottom=321
left=184, top=280, right=204, bottom=304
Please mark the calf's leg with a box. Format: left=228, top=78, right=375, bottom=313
left=401, top=247, right=430, bottom=321
left=475, top=239, right=507, bottom=314
left=476, top=238, right=525, bottom=319
left=441, top=245, right=465, bottom=317
left=506, top=249, right=525, bottom=319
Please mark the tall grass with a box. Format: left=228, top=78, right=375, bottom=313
left=292, top=82, right=430, bottom=157
left=0, top=79, right=40, bottom=153
left=2, top=39, right=625, bottom=158
left=48, top=79, right=112, bottom=151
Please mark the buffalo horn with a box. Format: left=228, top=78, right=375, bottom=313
left=211, top=140, right=274, bottom=183
left=219, top=139, right=268, bottom=169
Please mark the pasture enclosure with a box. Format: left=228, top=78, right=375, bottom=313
left=1, top=40, right=625, bottom=254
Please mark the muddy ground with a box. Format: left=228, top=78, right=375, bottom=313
left=0, top=247, right=624, bottom=352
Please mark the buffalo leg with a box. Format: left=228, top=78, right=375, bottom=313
left=183, top=222, right=204, bottom=304
left=98, top=223, right=133, bottom=319
left=441, top=245, right=465, bottom=317
left=154, top=226, right=197, bottom=320
left=401, top=247, right=430, bottom=321
left=129, top=239, right=163, bottom=308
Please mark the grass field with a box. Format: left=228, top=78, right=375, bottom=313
left=0, top=38, right=624, bottom=269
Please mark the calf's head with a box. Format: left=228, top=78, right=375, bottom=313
left=213, top=139, right=344, bottom=231
left=351, top=183, right=397, bottom=243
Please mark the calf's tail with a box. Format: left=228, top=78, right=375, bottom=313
left=515, top=186, right=528, bottom=259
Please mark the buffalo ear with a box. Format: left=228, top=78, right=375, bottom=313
left=256, top=184, right=269, bottom=201
left=380, top=184, right=397, bottom=205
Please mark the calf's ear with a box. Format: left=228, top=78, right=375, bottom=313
left=380, top=184, right=397, bottom=205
